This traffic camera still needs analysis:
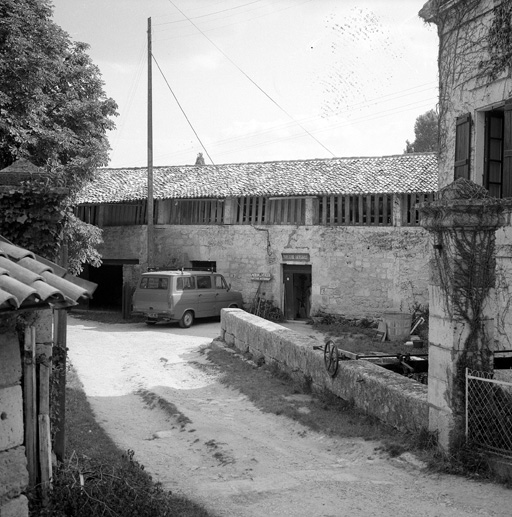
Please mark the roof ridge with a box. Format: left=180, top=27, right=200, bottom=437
left=99, top=152, right=438, bottom=172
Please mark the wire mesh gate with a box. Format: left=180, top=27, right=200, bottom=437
left=466, top=368, right=512, bottom=458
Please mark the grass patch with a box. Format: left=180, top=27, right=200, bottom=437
left=28, top=365, right=212, bottom=517
left=310, top=311, right=429, bottom=356
left=203, top=343, right=414, bottom=449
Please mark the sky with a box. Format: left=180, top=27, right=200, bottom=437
left=51, top=0, right=439, bottom=168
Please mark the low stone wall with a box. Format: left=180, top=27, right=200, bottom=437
left=220, top=309, right=428, bottom=433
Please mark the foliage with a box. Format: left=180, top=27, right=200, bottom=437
left=0, top=179, right=67, bottom=260
left=0, top=0, right=116, bottom=270
left=28, top=364, right=211, bottom=516
left=0, top=0, right=118, bottom=194
left=404, top=109, right=439, bottom=153
left=249, top=298, right=285, bottom=322
left=64, top=213, right=103, bottom=275
left=478, top=2, right=512, bottom=81
left=29, top=450, right=210, bottom=517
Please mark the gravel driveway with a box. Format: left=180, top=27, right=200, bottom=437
left=67, top=315, right=511, bottom=517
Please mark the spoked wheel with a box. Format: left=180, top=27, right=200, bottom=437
left=179, top=310, right=194, bottom=328
left=324, top=340, right=339, bottom=378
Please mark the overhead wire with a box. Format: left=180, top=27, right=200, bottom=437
left=154, top=97, right=436, bottom=163
left=152, top=53, right=215, bottom=165
left=163, top=0, right=335, bottom=157
left=153, top=0, right=265, bottom=26
left=110, top=38, right=146, bottom=165
left=153, top=82, right=437, bottom=162
left=154, top=0, right=313, bottom=41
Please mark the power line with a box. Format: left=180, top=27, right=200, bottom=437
left=152, top=54, right=215, bottom=165
left=154, top=0, right=313, bottom=41
left=164, top=0, right=335, bottom=157
left=154, top=0, right=265, bottom=26
left=154, top=97, right=435, bottom=163
left=152, top=84, right=436, bottom=162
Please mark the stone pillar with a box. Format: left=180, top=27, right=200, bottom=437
left=305, top=198, right=314, bottom=225
left=223, top=198, right=235, bottom=224
left=392, top=194, right=402, bottom=227
left=419, top=179, right=505, bottom=451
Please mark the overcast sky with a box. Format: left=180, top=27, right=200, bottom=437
left=51, top=0, right=438, bottom=168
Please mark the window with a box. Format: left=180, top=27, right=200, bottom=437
left=140, top=277, right=168, bottom=289
left=214, top=275, right=227, bottom=289
left=176, top=277, right=195, bottom=290
left=483, top=101, right=512, bottom=198
left=454, top=114, right=471, bottom=180
left=196, top=276, right=212, bottom=289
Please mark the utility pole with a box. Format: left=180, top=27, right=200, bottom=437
left=147, top=16, right=154, bottom=270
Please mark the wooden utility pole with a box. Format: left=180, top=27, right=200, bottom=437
left=147, top=17, right=154, bottom=270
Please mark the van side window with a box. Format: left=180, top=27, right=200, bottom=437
left=177, top=277, right=196, bottom=290
left=214, top=275, right=227, bottom=289
left=196, top=276, right=212, bottom=289
left=142, top=277, right=168, bottom=289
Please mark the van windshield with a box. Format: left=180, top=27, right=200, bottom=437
left=140, top=277, right=168, bottom=289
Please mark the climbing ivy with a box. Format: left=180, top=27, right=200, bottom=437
left=420, top=180, right=506, bottom=434
left=0, top=179, right=67, bottom=260
left=479, top=1, right=512, bottom=80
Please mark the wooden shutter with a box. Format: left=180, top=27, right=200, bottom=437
left=454, top=113, right=471, bottom=180
left=503, top=100, right=512, bottom=197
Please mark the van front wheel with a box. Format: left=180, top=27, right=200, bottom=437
left=179, top=311, right=194, bottom=328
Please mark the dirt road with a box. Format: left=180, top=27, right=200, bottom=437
left=67, top=316, right=511, bottom=517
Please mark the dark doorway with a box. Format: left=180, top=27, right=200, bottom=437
left=82, top=263, right=123, bottom=310
left=283, top=264, right=312, bottom=320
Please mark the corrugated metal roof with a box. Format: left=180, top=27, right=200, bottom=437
left=76, top=153, right=438, bottom=204
left=0, top=239, right=96, bottom=312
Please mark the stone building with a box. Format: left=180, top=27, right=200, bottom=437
left=420, top=0, right=512, bottom=349
left=75, top=153, right=437, bottom=320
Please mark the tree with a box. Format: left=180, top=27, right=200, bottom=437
left=0, top=0, right=117, bottom=267
left=404, top=109, right=439, bottom=153
left=0, top=0, right=117, bottom=194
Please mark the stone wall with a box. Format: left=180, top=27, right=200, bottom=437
left=220, top=308, right=428, bottom=433
left=494, top=214, right=512, bottom=351
left=0, top=316, right=29, bottom=517
left=98, top=223, right=430, bottom=320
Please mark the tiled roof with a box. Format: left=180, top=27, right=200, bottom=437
left=76, top=153, right=438, bottom=204
left=0, top=238, right=96, bottom=312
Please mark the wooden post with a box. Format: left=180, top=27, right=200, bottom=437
left=38, top=343, right=53, bottom=496
left=53, top=309, right=67, bottom=462
left=147, top=16, right=155, bottom=269
left=23, top=326, right=37, bottom=487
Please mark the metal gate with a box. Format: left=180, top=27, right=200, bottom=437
left=466, top=368, right=512, bottom=458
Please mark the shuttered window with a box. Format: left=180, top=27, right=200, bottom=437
left=483, top=99, right=512, bottom=199
left=454, top=113, right=471, bottom=180
left=485, top=110, right=504, bottom=197
left=503, top=101, right=512, bottom=197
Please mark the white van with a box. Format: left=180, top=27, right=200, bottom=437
left=131, top=270, right=243, bottom=328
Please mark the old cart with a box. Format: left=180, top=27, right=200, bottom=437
left=318, top=341, right=512, bottom=383
left=319, top=340, right=428, bottom=381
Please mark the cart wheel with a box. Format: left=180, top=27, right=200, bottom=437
left=324, top=340, right=339, bottom=378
